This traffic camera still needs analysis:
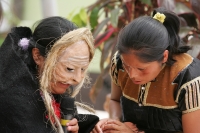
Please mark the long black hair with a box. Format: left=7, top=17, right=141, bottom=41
left=26, top=16, right=77, bottom=74
left=117, top=7, right=191, bottom=65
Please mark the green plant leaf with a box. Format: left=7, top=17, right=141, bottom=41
left=71, top=14, right=86, bottom=27
left=79, top=8, right=88, bottom=24
left=90, top=7, right=100, bottom=30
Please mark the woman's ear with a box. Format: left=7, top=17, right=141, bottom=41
left=32, top=48, right=44, bottom=66
left=162, top=50, right=169, bottom=63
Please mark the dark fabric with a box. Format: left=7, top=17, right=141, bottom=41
left=121, top=96, right=182, bottom=133
left=75, top=114, right=99, bottom=133
left=174, top=58, right=200, bottom=111
left=0, top=27, right=54, bottom=132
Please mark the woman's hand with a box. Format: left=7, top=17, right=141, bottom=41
left=91, top=118, right=111, bottom=133
left=124, top=122, right=145, bottom=133
left=124, top=122, right=139, bottom=132
left=66, top=118, right=79, bottom=133
left=102, top=120, right=136, bottom=133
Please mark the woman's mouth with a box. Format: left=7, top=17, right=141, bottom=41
left=58, top=82, right=70, bottom=88
left=132, top=80, right=142, bottom=84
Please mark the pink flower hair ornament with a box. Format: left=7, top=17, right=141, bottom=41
left=18, top=38, right=30, bottom=50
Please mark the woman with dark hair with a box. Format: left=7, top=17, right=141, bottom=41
left=92, top=7, right=200, bottom=133
left=0, top=16, right=99, bottom=133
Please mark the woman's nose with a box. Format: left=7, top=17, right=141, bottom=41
left=128, top=67, right=139, bottom=78
left=72, top=70, right=83, bottom=83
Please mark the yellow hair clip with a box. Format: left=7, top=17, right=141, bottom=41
left=153, top=12, right=166, bottom=23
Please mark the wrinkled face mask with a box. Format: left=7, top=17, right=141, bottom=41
left=51, top=40, right=90, bottom=94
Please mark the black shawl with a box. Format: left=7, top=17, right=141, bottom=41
left=0, top=27, right=99, bottom=133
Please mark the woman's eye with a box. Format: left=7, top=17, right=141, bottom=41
left=66, top=67, right=74, bottom=72
left=138, top=68, right=145, bottom=71
left=81, top=68, right=86, bottom=72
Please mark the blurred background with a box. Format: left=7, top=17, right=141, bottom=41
left=0, top=0, right=200, bottom=118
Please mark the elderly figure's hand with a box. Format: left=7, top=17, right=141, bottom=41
left=66, top=118, right=79, bottom=133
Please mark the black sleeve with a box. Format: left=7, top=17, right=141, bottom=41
left=75, top=114, right=99, bottom=133
left=175, top=58, right=200, bottom=114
